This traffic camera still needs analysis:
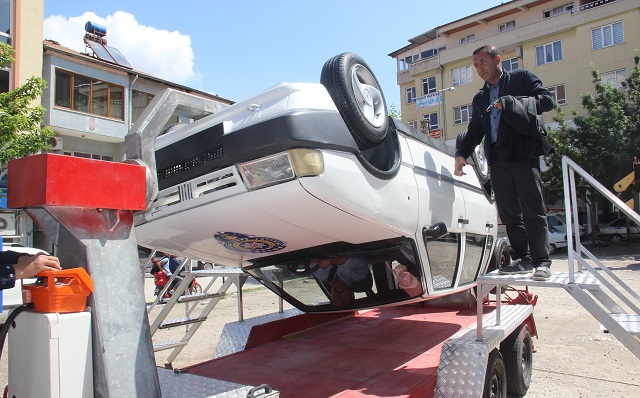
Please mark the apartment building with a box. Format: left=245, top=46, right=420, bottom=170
left=1, top=0, right=233, bottom=251
left=389, top=0, right=640, bottom=145
left=0, top=0, right=47, bottom=245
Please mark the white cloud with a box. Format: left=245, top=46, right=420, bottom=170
left=43, top=11, right=200, bottom=86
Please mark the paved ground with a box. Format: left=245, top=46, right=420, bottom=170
left=0, top=242, right=638, bottom=396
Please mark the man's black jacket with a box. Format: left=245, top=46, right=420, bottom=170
left=455, top=69, right=554, bottom=163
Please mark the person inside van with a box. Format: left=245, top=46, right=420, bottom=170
left=311, top=255, right=370, bottom=306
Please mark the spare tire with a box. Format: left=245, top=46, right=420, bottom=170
left=321, top=52, right=388, bottom=149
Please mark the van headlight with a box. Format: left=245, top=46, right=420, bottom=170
left=239, top=149, right=324, bottom=190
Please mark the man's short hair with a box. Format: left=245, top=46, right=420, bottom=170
left=473, top=45, right=499, bottom=58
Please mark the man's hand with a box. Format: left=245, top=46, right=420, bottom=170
left=14, top=253, right=62, bottom=279
left=454, top=156, right=470, bottom=176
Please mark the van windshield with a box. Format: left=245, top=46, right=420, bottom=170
left=245, top=239, right=424, bottom=313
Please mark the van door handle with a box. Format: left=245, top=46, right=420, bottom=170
left=458, top=218, right=469, bottom=225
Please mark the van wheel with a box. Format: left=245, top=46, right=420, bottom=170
left=483, top=350, right=507, bottom=398
left=488, top=239, right=510, bottom=273
left=501, top=324, right=533, bottom=397
left=321, top=52, right=388, bottom=149
left=455, top=131, right=491, bottom=184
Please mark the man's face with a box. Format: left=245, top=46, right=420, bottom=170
left=330, top=276, right=354, bottom=307
left=473, top=50, right=502, bottom=86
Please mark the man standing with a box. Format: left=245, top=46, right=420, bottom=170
left=455, top=45, right=554, bottom=281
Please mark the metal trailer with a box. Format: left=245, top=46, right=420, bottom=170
left=155, top=298, right=536, bottom=398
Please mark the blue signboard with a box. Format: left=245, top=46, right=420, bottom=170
left=416, top=92, right=442, bottom=109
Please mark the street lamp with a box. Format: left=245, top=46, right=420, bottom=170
left=438, top=86, right=455, bottom=142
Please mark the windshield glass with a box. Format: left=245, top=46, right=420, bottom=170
left=245, top=238, right=423, bottom=313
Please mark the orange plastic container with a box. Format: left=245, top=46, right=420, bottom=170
left=22, top=268, right=94, bottom=313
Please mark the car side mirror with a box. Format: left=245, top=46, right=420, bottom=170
left=423, top=222, right=448, bottom=240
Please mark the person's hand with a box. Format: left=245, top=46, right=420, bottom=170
left=14, top=253, right=62, bottom=279
left=454, top=156, right=469, bottom=176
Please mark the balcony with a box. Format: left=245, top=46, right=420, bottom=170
left=573, top=0, right=620, bottom=14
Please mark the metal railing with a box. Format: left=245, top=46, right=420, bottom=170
left=572, top=0, right=619, bottom=14
left=562, top=156, right=640, bottom=309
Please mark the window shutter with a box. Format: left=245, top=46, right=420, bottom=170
left=613, top=22, right=624, bottom=45
left=592, top=28, right=602, bottom=50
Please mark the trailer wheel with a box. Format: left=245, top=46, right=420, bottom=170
left=321, top=52, right=388, bottom=149
left=500, top=324, right=533, bottom=397
left=483, top=349, right=507, bottom=398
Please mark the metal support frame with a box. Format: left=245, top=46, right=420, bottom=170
left=124, top=88, right=229, bottom=209
left=26, top=206, right=161, bottom=397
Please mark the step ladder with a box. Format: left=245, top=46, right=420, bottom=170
left=477, top=156, right=640, bottom=360
left=147, top=259, right=249, bottom=367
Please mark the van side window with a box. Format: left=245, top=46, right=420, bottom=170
left=425, top=232, right=460, bottom=290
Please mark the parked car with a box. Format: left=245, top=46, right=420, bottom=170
left=0, top=244, right=48, bottom=324
left=547, top=212, right=585, bottom=237
left=547, top=226, right=567, bottom=255
left=131, top=52, right=506, bottom=313
left=497, top=226, right=567, bottom=255
left=598, top=217, right=640, bottom=243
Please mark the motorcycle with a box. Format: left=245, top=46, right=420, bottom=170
left=151, top=260, right=202, bottom=298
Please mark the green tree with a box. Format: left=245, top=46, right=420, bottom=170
left=388, top=103, right=401, bottom=120
left=0, top=42, right=53, bottom=165
left=544, top=54, right=640, bottom=202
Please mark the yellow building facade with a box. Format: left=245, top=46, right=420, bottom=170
left=1, top=0, right=44, bottom=90
left=389, top=0, right=640, bottom=144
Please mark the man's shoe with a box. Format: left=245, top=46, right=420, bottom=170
left=498, top=259, right=533, bottom=275
left=532, top=266, right=551, bottom=281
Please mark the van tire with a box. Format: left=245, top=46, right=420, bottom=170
left=321, top=52, right=388, bottom=149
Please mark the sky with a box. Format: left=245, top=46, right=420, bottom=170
left=43, top=0, right=508, bottom=107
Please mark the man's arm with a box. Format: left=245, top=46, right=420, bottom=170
left=454, top=94, right=486, bottom=176
left=522, top=70, right=554, bottom=113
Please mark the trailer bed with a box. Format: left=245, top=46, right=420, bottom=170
left=158, top=303, right=533, bottom=397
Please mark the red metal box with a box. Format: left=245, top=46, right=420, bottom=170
left=7, top=153, right=146, bottom=210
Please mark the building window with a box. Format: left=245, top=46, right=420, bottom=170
left=422, top=112, right=439, bottom=131
left=501, top=57, right=519, bottom=72
left=601, top=69, right=626, bottom=89
left=460, top=34, right=476, bottom=45
left=408, top=121, right=417, bottom=129
left=592, top=21, right=623, bottom=51
left=544, top=3, right=573, bottom=18
left=406, top=86, right=416, bottom=104
left=1, top=0, right=12, bottom=93
left=131, top=90, right=155, bottom=125
left=0, top=0, right=11, bottom=46
left=63, top=151, right=114, bottom=161
left=454, top=105, right=472, bottom=125
left=535, top=41, right=563, bottom=66
left=399, top=54, right=419, bottom=71
left=452, top=65, right=473, bottom=86
left=422, top=76, right=436, bottom=95
left=54, top=69, right=125, bottom=120
left=421, top=46, right=446, bottom=61
left=499, top=21, right=516, bottom=33
left=547, top=84, right=566, bottom=105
